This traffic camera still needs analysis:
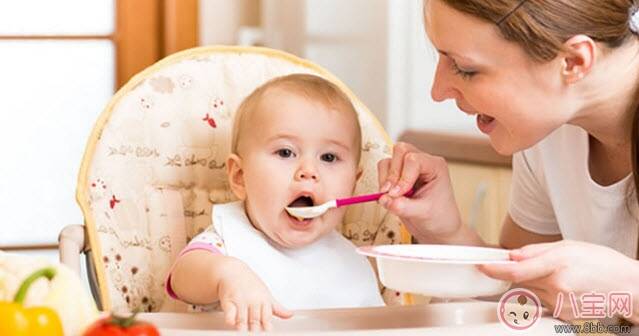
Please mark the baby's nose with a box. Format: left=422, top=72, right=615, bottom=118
left=294, top=168, right=319, bottom=181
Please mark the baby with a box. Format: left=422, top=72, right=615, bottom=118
left=166, top=74, right=384, bottom=331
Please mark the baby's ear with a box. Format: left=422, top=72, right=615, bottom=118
left=226, top=154, right=247, bottom=200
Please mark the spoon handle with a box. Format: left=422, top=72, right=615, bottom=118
left=335, top=189, right=415, bottom=208
left=335, top=192, right=385, bottom=207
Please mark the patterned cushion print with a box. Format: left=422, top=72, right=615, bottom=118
left=76, top=46, right=412, bottom=313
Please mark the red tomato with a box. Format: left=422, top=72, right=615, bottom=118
left=83, top=314, right=160, bottom=336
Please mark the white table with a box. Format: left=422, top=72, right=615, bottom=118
left=140, top=301, right=572, bottom=335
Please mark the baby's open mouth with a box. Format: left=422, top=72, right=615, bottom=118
left=286, top=195, right=315, bottom=222
left=288, top=196, right=314, bottom=208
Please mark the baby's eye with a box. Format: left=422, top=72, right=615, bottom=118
left=321, top=153, right=338, bottom=162
left=276, top=148, right=294, bottom=158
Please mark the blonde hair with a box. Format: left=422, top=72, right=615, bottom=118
left=231, top=73, right=362, bottom=162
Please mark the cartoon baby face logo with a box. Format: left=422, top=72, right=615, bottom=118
left=498, top=288, right=542, bottom=331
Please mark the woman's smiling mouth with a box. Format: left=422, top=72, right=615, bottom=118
left=477, top=114, right=496, bottom=134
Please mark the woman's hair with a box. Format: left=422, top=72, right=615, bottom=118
left=437, top=0, right=639, bottom=256
left=440, top=0, right=635, bottom=62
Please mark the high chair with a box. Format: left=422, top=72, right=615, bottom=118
left=60, top=46, right=413, bottom=313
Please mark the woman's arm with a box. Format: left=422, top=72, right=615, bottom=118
left=420, top=213, right=562, bottom=247
left=377, top=143, right=562, bottom=248
left=480, top=240, right=639, bottom=323
left=499, top=214, right=562, bottom=249
left=414, top=219, right=486, bottom=246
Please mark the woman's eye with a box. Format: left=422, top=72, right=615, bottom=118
left=321, top=153, right=337, bottom=162
left=276, top=148, right=294, bottom=158
left=450, top=59, right=477, bottom=80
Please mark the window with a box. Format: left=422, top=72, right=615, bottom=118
left=0, top=0, right=197, bottom=251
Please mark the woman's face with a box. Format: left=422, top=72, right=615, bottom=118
left=424, top=0, right=578, bottom=155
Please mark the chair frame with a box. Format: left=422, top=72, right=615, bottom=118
left=58, top=224, right=103, bottom=309
left=69, top=46, right=410, bottom=311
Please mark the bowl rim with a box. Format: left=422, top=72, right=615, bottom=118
left=357, top=244, right=516, bottom=265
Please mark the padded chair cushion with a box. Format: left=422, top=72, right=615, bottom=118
left=77, top=46, right=410, bottom=312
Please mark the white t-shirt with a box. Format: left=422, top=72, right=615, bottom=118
left=509, top=125, right=639, bottom=258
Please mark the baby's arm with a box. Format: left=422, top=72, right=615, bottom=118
left=169, top=250, right=231, bottom=304
left=166, top=226, right=229, bottom=304
left=167, top=228, right=292, bottom=331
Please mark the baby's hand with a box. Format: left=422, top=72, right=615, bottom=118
left=217, top=259, right=293, bottom=331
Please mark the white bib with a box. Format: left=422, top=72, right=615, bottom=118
left=212, top=201, right=384, bottom=310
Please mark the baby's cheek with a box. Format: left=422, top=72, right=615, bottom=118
left=330, top=170, right=358, bottom=193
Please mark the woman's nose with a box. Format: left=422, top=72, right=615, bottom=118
left=294, top=163, right=319, bottom=182
left=431, top=59, right=459, bottom=102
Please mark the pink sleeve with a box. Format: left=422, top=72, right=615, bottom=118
left=165, top=242, right=224, bottom=300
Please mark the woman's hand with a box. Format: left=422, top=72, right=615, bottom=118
left=479, top=240, right=639, bottom=323
left=217, top=259, right=293, bottom=331
left=377, top=142, right=478, bottom=244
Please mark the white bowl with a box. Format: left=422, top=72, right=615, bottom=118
left=357, top=244, right=513, bottom=298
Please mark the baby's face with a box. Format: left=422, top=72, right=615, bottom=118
left=235, top=89, right=360, bottom=249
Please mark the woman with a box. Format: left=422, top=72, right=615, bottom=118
left=379, top=0, right=639, bottom=322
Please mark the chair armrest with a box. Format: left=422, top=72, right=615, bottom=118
left=58, top=224, right=88, bottom=275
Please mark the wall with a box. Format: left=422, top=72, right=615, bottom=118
left=259, top=0, right=389, bottom=134
left=198, top=1, right=481, bottom=140
left=387, top=0, right=478, bottom=138
left=199, top=0, right=260, bottom=45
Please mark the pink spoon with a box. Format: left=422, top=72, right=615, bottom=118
left=285, top=189, right=415, bottom=219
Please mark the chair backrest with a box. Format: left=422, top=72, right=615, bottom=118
left=76, top=46, right=410, bottom=312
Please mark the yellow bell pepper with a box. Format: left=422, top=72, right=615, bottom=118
left=0, top=267, right=63, bottom=336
